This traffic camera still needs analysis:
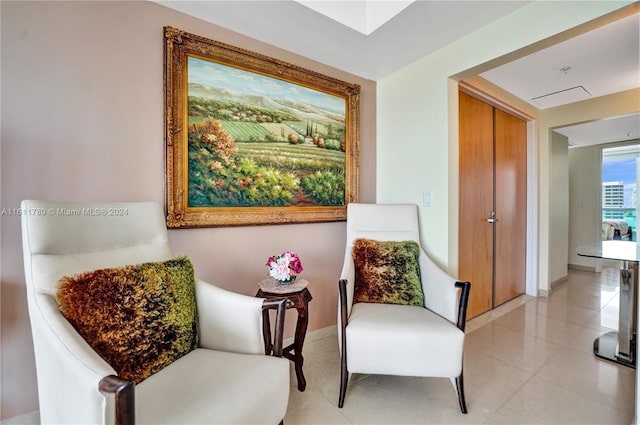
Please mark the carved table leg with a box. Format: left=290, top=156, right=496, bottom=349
left=293, top=299, right=309, bottom=391
left=258, top=286, right=312, bottom=391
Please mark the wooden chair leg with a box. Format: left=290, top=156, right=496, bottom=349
left=455, top=372, right=468, bottom=414
left=338, top=279, right=349, bottom=408
left=338, top=358, right=349, bottom=408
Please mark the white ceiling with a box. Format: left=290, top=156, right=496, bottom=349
left=553, top=114, right=640, bottom=148
left=481, top=12, right=640, bottom=147
left=295, top=0, right=415, bottom=36
left=154, top=0, right=530, bottom=80
left=155, top=0, right=639, bottom=147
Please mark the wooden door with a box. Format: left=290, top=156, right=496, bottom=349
left=458, top=91, right=527, bottom=318
left=494, top=109, right=527, bottom=306
left=458, top=91, right=494, bottom=318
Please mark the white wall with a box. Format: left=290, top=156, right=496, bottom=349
left=568, top=144, right=603, bottom=268
left=378, top=1, right=635, bottom=286
left=550, top=132, right=570, bottom=284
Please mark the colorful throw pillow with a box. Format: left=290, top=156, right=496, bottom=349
left=56, top=256, right=198, bottom=383
left=352, top=238, right=425, bottom=306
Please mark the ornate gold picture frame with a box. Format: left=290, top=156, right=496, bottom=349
left=164, top=26, right=361, bottom=228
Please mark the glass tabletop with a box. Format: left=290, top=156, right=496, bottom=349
left=577, top=241, right=640, bottom=262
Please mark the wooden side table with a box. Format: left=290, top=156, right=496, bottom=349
left=256, top=278, right=313, bottom=391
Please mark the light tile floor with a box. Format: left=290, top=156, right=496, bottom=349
left=284, top=266, right=637, bottom=424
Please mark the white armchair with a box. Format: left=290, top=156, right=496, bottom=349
left=21, top=200, right=290, bottom=425
left=337, top=203, right=471, bottom=412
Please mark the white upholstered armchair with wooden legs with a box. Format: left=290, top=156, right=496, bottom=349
left=21, top=199, right=290, bottom=425
left=337, top=203, right=471, bottom=412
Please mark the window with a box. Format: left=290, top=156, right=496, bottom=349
left=602, top=145, right=639, bottom=240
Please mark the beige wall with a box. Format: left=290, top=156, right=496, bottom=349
left=0, top=1, right=376, bottom=418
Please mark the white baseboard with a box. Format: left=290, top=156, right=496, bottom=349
left=537, top=288, right=552, bottom=297
left=550, top=275, right=568, bottom=288
left=1, top=411, right=39, bottom=425
left=284, top=324, right=337, bottom=346
left=568, top=263, right=596, bottom=272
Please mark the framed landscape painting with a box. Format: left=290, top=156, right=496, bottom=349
left=164, top=26, right=361, bottom=227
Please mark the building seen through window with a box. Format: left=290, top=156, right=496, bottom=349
left=602, top=145, right=639, bottom=241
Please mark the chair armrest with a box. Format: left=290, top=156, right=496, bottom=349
left=32, top=295, right=118, bottom=424
left=195, top=279, right=265, bottom=354
left=419, top=252, right=460, bottom=324
left=261, top=298, right=287, bottom=357
left=99, top=375, right=134, bottom=425
left=455, top=281, right=471, bottom=332
left=339, top=256, right=356, bottom=316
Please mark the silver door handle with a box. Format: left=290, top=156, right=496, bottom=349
left=487, top=211, right=498, bottom=223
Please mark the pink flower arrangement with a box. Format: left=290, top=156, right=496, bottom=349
left=266, top=251, right=304, bottom=282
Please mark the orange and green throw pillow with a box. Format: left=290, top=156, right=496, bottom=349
left=352, top=238, right=425, bottom=307
left=56, top=256, right=198, bottom=384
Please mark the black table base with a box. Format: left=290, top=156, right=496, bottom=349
left=594, top=330, right=636, bottom=369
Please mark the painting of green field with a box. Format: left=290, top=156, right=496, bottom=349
left=188, top=117, right=302, bottom=144
left=237, top=142, right=344, bottom=171
left=186, top=56, right=347, bottom=208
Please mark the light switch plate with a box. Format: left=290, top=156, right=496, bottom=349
left=423, top=191, right=433, bottom=207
